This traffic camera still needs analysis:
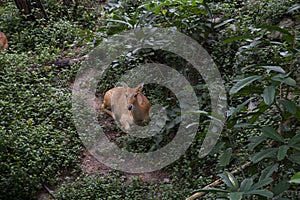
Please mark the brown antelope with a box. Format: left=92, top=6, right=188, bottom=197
left=0, top=32, right=8, bottom=50
left=101, top=83, right=151, bottom=130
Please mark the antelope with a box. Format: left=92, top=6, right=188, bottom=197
left=0, top=32, right=8, bottom=50
left=101, top=83, right=151, bottom=130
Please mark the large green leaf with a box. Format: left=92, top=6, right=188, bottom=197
left=272, top=179, right=290, bottom=196
left=249, top=102, right=269, bottom=123
left=259, top=164, right=279, bottom=182
left=287, top=4, right=300, bottom=13
left=259, top=24, right=294, bottom=43
left=219, top=171, right=239, bottom=190
left=279, top=100, right=297, bottom=114
left=247, top=136, right=266, bottom=151
left=272, top=75, right=297, bottom=86
left=223, top=35, right=253, bottom=44
left=288, top=134, right=300, bottom=147
left=251, top=177, right=273, bottom=190
left=263, top=86, right=275, bottom=105
left=258, top=24, right=292, bottom=35
left=240, top=178, right=253, bottom=192
left=246, top=189, right=273, bottom=198
left=261, top=126, right=284, bottom=143
left=230, top=76, right=262, bottom=95
left=290, top=152, right=300, bottom=165
left=228, top=97, right=255, bottom=120
left=229, top=192, right=244, bottom=200
left=261, top=66, right=285, bottom=73
left=289, top=172, right=300, bottom=184
left=214, top=19, right=235, bottom=29
left=251, top=148, right=278, bottom=163
left=277, top=145, right=289, bottom=161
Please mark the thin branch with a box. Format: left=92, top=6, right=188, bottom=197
left=43, top=184, right=55, bottom=199
left=186, top=161, right=252, bottom=200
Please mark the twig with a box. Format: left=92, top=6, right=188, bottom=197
left=43, top=184, right=55, bottom=199
left=186, top=161, right=252, bottom=200
left=27, top=55, right=88, bottom=71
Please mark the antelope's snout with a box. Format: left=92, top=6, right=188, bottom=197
left=127, top=105, right=133, bottom=110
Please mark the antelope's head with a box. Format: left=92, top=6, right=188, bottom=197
left=123, top=83, right=143, bottom=111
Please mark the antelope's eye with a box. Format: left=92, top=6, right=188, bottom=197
left=134, top=93, right=138, bottom=98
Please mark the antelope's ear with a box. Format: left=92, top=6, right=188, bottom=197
left=122, top=82, right=128, bottom=88
left=136, top=83, right=144, bottom=92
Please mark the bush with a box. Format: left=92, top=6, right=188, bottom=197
left=0, top=44, right=82, bottom=200
left=0, top=0, right=299, bottom=199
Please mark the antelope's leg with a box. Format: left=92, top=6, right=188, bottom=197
left=101, top=106, right=114, bottom=118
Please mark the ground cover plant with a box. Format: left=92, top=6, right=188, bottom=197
left=0, top=0, right=299, bottom=199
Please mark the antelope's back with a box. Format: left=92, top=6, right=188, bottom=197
left=0, top=32, right=8, bottom=50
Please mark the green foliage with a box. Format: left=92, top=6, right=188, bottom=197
left=197, top=166, right=277, bottom=199
left=290, top=172, right=300, bottom=184
left=1, top=0, right=299, bottom=199
left=55, top=173, right=192, bottom=200
left=0, top=2, right=83, bottom=195
left=222, top=1, right=300, bottom=199
left=0, top=51, right=82, bottom=199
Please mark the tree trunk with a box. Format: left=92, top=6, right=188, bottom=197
left=14, top=0, right=48, bottom=21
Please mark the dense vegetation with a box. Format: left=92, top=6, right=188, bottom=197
left=0, top=0, right=299, bottom=199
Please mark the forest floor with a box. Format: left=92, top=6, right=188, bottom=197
left=36, top=93, right=171, bottom=200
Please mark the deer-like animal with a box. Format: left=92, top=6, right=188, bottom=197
left=101, top=83, right=151, bottom=130
left=0, top=32, right=8, bottom=51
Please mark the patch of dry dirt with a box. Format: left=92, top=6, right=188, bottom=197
left=81, top=147, right=171, bottom=183
left=80, top=147, right=111, bottom=174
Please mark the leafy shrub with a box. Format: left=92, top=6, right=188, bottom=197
left=0, top=46, right=82, bottom=200
left=55, top=172, right=193, bottom=200
left=1, top=0, right=299, bottom=199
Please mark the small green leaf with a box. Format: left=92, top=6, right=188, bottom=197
left=251, top=148, right=278, bottom=163
left=229, top=192, right=244, bottom=200
left=246, top=189, right=273, bottom=198
left=240, top=178, right=253, bottom=192
left=251, top=178, right=273, bottom=190
left=281, top=77, right=296, bottom=86
left=287, top=4, right=300, bottom=13
left=277, top=145, right=289, bottom=161
left=261, top=126, right=284, bottom=143
left=223, top=35, right=253, bottom=44
left=249, top=102, right=269, bottom=123
left=261, top=66, right=285, bottom=73
left=290, top=153, right=300, bottom=165
left=247, top=136, right=266, bottom=151
left=263, top=86, right=275, bottom=105
left=214, top=19, right=235, bottom=29
left=191, top=0, right=197, bottom=6
left=272, top=179, right=290, bottom=196
left=279, top=100, right=297, bottom=114
left=288, top=134, right=300, bottom=147
left=272, top=75, right=296, bottom=86
left=219, top=171, right=239, bottom=190
left=259, top=24, right=292, bottom=36
left=230, top=76, right=262, bottom=95
left=259, top=164, right=279, bottom=181
left=289, top=172, right=300, bottom=184
left=219, top=148, right=232, bottom=166
left=228, top=97, right=255, bottom=119
left=106, top=19, right=133, bottom=28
